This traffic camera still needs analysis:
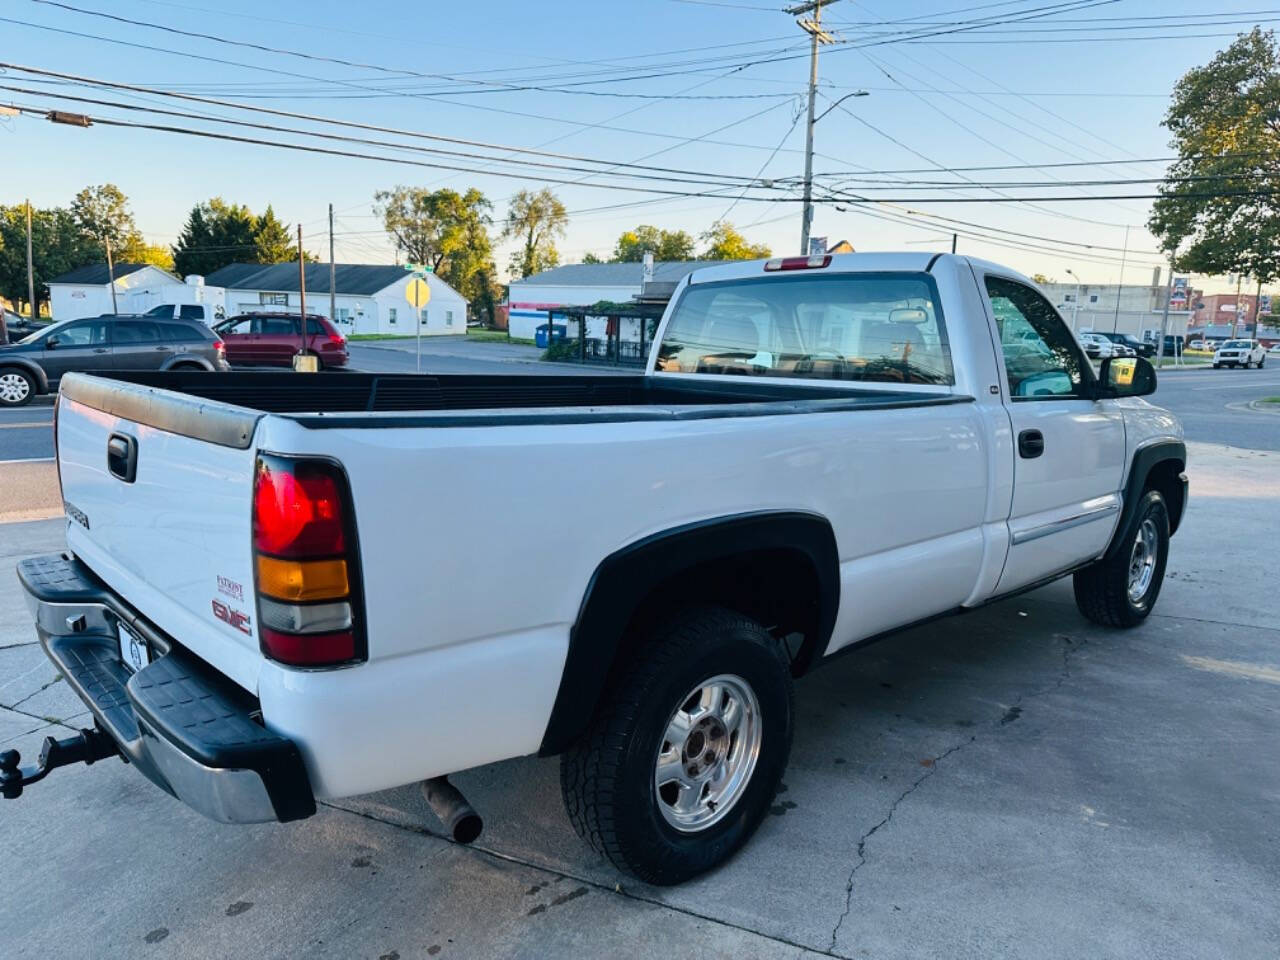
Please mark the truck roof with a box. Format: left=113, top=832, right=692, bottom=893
left=685, top=252, right=940, bottom=286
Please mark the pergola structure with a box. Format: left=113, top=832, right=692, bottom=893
left=550, top=299, right=669, bottom=366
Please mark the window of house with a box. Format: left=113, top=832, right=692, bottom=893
left=259, top=292, right=288, bottom=306
left=334, top=308, right=351, bottom=324
left=446, top=310, right=454, bottom=327
left=656, top=272, right=953, bottom=385
left=420, top=308, right=429, bottom=325
left=389, top=308, right=397, bottom=325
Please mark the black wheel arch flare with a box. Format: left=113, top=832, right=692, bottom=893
left=1107, top=440, right=1187, bottom=558
left=538, top=511, right=840, bottom=756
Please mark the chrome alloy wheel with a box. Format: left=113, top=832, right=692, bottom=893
left=1127, top=517, right=1159, bottom=603
left=654, top=673, right=762, bottom=833
left=0, top=372, right=30, bottom=404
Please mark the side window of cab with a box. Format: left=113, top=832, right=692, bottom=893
left=984, top=276, right=1089, bottom=399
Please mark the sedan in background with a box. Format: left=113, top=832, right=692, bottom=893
left=1078, top=332, right=1117, bottom=359
left=1097, top=331, right=1153, bottom=357
left=213, top=312, right=348, bottom=369
left=1213, top=339, right=1266, bottom=368
left=0, top=315, right=227, bottom=406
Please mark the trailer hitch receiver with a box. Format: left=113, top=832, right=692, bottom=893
left=0, top=726, right=119, bottom=799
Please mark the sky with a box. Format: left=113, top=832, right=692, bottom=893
left=1, top=0, right=1275, bottom=293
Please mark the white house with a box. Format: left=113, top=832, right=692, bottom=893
left=204, top=263, right=466, bottom=336
left=46, top=263, right=186, bottom=321
left=507, top=260, right=720, bottom=340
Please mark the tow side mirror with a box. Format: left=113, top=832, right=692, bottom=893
left=1097, top=356, right=1156, bottom=398
left=44, top=336, right=60, bottom=350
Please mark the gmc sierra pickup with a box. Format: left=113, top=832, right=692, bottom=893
left=8, top=253, right=1186, bottom=885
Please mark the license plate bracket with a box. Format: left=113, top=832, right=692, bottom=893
left=117, top=623, right=150, bottom=673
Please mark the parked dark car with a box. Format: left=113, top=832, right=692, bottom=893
left=1098, top=331, right=1155, bottom=357
left=0, top=315, right=227, bottom=406
left=213, top=312, right=348, bottom=369
left=1160, top=334, right=1185, bottom=357
left=1, top=308, right=48, bottom=343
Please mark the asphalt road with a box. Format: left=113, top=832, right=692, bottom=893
left=1, top=349, right=1275, bottom=464
left=1, top=439, right=1276, bottom=958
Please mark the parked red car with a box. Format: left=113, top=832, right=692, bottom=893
left=213, top=313, right=348, bottom=369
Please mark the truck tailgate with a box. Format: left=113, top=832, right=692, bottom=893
left=55, top=374, right=264, bottom=692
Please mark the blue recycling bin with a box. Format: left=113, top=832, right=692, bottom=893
left=535, top=323, right=568, bottom=348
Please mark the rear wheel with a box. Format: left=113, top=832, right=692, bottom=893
left=560, top=606, right=793, bottom=885
left=1073, top=489, right=1169, bottom=628
left=0, top=368, right=34, bottom=406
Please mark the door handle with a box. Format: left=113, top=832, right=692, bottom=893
left=106, top=433, right=138, bottom=483
left=1018, top=429, right=1045, bottom=459
left=93, top=347, right=109, bottom=353
left=154, top=346, right=169, bottom=351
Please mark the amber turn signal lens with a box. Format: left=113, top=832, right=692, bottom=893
left=257, top=555, right=349, bottom=602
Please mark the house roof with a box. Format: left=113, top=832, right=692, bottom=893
left=46, top=263, right=158, bottom=285
left=511, top=260, right=727, bottom=288
left=204, top=262, right=433, bottom=297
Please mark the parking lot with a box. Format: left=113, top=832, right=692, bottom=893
left=1, top=360, right=1278, bottom=959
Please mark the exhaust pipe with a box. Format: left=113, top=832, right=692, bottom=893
left=421, top=776, right=482, bottom=844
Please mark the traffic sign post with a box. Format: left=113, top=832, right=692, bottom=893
left=405, top=275, right=432, bottom=373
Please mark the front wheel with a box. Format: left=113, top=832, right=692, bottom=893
left=0, top=368, right=34, bottom=406
left=560, top=606, right=793, bottom=885
left=1073, top=490, right=1170, bottom=628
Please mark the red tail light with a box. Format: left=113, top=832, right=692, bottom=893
left=213, top=339, right=225, bottom=356
left=253, top=456, right=363, bottom=667
left=328, top=333, right=345, bottom=346
left=764, top=255, right=831, bottom=271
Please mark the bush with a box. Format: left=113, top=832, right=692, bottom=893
left=542, top=339, right=582, bottom=362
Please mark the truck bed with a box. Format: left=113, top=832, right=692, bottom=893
left=61, top=370, right=971, bottom=446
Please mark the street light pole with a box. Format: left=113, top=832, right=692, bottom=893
left=789, top=0, right=840, bottom=256
left=1065, top=268, right=1081, bottom=332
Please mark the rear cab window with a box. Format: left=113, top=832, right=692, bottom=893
left=654, top=272, right=954, bottom=386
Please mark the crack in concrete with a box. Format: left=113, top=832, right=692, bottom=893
left=322, top=800, right=841, bottom=958
left=827, top=739, right=970, bottom=952
left=827, top=633, right=1083, bottom=952
left=7, top=674, right=62, bottom=710
left=0, top=701, right=79, bottom=733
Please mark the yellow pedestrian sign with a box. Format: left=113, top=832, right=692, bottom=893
left=406, top=277, right=431, bottom=308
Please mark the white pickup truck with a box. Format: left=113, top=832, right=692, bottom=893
left=9, top=253, right=1186, bottom=885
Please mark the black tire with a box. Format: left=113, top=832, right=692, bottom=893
left=1073, top=489, right=1170, bottom=628
left=1213, top=363, right=1220, bottom=369
left=560, top=606, right=793, bottom=886
left=0, top=367, right=35, bottom=407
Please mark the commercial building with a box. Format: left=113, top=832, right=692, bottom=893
left=1039, top=275, right=1193, bottom=341
left=506, top=260, right=723, bottom=340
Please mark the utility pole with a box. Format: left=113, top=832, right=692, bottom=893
left=297, top=225, right=307, bottom=359
left=1251, top=278, right=1262, bottom=338
left=25, top=199, right=36, bottom=322
left=1111, top=224, right=1129, bottom=333
left=328, top=203, right=337, bottom=331
left=104, top=235, right=118, bottom=314
left=951, top=233, right=957, bottom=254
left=789, top=0, right=839, bottom=256
left=1231, top=272, right=1243, bottom=338
left=1156, top=264, right=1174, bottom=370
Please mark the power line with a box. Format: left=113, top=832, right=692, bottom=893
left=0, top=62, right=797, bottom=186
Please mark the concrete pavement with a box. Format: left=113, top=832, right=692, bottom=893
left=0, top=439, right=1277, bottom=959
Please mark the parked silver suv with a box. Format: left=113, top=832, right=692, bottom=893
left=0, top=315, right=228, bottom=406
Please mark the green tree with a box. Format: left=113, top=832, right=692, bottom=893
left=124, top=240, right=175, bottom=272
left=611, top=225, right=696, bottom=262
left=375, top=186, right=458, bottom=270
left=172, top=198, right=258, bottom=276
left=1148, top=28, right=1280, bottom=285
left=582, top=252, right=603, bottom=264
left=699, top=221, right=771, bottom=261
left=70, top=183, right=138, bottom=255
left=503, top=188, right=568, bottom=279
left=1030, top=272, right=1053, bottom=285
left=0, top=204, right=96, bottom=317
left=252, top=205, right=295, bottom=263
